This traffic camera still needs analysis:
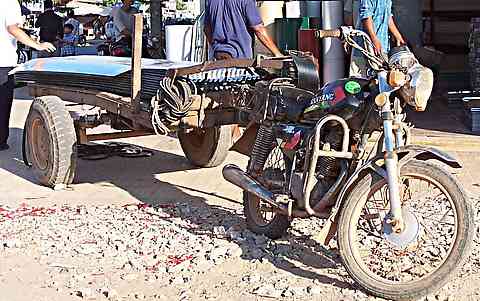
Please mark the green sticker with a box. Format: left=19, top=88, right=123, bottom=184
left=345, top=81, right=362, bottom=94
left=304, top=101, right=330, bottom=114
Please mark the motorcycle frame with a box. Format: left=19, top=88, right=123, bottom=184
left=301, top=115, right=353, bottom=216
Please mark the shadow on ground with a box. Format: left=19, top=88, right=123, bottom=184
left=406, top=96, right=477, bottom=136
left=0, top=127, right=352, bottom=291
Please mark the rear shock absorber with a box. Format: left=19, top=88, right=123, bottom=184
left=247, top=125, right=275, bottom=176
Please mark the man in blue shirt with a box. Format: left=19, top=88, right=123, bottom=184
left=350, top=0, right=405, bottom=77
left=204, top=0, right=282, bottom=60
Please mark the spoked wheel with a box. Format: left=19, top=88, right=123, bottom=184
left=244, top=145, right=291, bottom=239
left=338, top=160, right=474, bottom=300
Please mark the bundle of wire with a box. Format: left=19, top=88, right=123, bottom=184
left=151, top=77, right=196, bottom=135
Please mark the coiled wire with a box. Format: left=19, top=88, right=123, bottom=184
left=151, top=77, right=196, bottom=135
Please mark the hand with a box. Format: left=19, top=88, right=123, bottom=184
left=396, top=35, right=406, bottom=46
left=35, top=42, right=56, bottom=52
left=372, top=37, right=383, bottom=56
left=273, top=50, right=283, bottom=57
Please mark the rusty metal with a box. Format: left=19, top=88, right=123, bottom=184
left=180, top=113, right=200, bottom=129
left=30, top=116, right=50, bottom=171
left=222, top=164, right=289, bottom=213
left=312, top=161, right=349, bottom=212
left=86, top=130, right=154, bottom=142
left=230, top=123, right=259, bottom=156
left=169, top=57, right=291, bottom=77
left=76, top=126, right=88, bottom=144
left=202, top=108, right=250, bottom=128
left=30, top=85, right=153, bottom=130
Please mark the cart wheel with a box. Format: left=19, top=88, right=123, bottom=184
left=25, top=96, right=77, bottom=188
left=178, top=125, right=232, bottom=168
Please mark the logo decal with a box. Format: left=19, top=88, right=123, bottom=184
left=304, top=92, right=334, bottom=113
left=310, top=92, right=335, bottom=105
left=345, top=81, right=362, bottom=94
left=331, top=86, right=346, bottom=105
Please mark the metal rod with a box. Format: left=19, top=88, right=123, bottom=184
left=381, top=98, right=404, bottom=232
left=317, top=150, right=353, bottom=159
left=222, top=164, right=289, bottom=213
left=86, top=130, right=154, bottom=142
left=302, top=115, right=351, bottom=216
left=313, top=160, right=349, bottom=212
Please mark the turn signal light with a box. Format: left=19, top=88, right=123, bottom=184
left=388, top=70, right=407, bottom=87
left=375, top=93, right=389, bottom=107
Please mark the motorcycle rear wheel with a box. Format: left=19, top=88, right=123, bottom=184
left=337, top=160, right=474, bottom=300
left=244, top=145, right=291, bottom=239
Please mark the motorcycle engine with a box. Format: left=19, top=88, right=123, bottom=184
left=291, top=126, right=343, bottom=208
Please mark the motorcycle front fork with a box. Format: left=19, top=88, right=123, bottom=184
left=383, top=113, right=405, bottom=233
left=376, top=71, right=405, bottom=233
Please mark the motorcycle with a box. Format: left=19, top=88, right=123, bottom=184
left=223, top=27, right=474, bottom=300
left=78, top=34, right=87, bottom=47
left=97, top=31, right=159, bottom=58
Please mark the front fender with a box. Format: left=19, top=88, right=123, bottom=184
left=396, top=145, right=461, bottom=169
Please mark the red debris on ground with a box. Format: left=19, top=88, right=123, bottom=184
left=146, top=260, right=162, bottom=272
left=166, top=255, right=193, bottom=267
left=0, top=204, right=65, bottom=221
left=122, top=203, right=151, bottom=209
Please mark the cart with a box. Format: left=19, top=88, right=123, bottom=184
left=14, top=15, right=300, bottom=189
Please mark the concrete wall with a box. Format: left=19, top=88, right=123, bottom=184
left=423, top=0, right=479, bottom=11
left=393, top=0, right=423, bottom=47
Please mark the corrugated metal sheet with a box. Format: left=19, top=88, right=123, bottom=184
left=13, top=56, right=262, bottom=101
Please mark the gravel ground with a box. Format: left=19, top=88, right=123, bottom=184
left=0, top=196, right=479, bottom=301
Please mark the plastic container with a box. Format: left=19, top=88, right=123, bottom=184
left=165, top=24, right=194, bottom=62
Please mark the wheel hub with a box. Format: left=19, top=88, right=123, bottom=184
left=382, top=207, right=420, bottom=248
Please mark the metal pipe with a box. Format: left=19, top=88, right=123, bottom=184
left=321, top=0, right=345, bottom=84
left=302, top=115, right=351, bottom=216
left=313, top=160, right=349, bottom=212
left=381, top=97, right=404, bottom=232
left=383, top=119, right=404, bottom=230
left=222, top=164, right=288, bottom=213
left=317, top=150, right=353, bottom=159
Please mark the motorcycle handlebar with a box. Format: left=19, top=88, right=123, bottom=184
left=316, top=29, right=342, bottom=39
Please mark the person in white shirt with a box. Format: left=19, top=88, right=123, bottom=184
left=111, top=0, right=138, bottom=41
left=0, top=0, right=55, bottom=151
left=65, top=10, right=84, bottom=37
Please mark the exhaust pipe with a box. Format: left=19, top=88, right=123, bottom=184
left=222, top=164, right=287, bottom=212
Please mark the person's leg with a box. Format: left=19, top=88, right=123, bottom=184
left=0, top=72, right=14, bottom=149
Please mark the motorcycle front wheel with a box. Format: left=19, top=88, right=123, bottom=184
left=337, top=160, right=474, bottom=300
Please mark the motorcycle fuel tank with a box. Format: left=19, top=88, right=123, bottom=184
left=302, top=78, right=368, bottom=121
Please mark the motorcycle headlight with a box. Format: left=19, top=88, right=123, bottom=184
left=389, top=46, right=418, bottom=70
left=399, top=65, right=434, bottom=112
